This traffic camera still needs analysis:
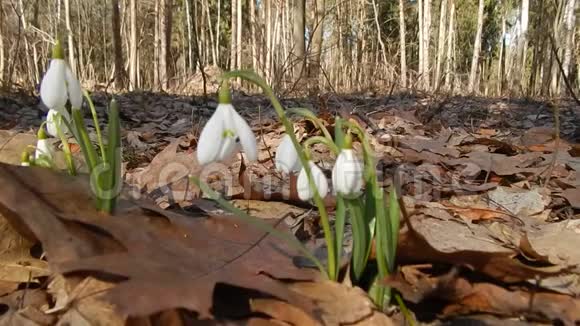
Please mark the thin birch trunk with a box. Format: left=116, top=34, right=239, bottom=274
left=444, top=0, right=455, bottom=91
left=398, top=0, right=407, bottom=88
left=467, top=0, right=484, bottom=93
left=434, top=0, right=447, bottom=89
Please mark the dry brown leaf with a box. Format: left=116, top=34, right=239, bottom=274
left=126, top=138, right=201, bottom=208
left=250, top=281, right=393, bottom=326
left=397, top=211, right=568, bottom=283
left=54, top=277, right=124, bottom=326
left=0, top=163, right=319, bottom=320
left=561, top=187, right=580, bottom=209
left=0, top=289, right=56, bottom=326
left=0, top=214, right=49, bottom=284
left=384, top=268, right=580, bottom=325
left=399, top=136, right=460, bottom=158
left=446, top=152, right=544, bottom=176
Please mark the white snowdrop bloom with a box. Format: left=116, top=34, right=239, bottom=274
left=46, top=109, right=71, bottom=137
left=332, top=149, right=364, bottom=197
left=275, top=134, right=302, bottom=174
left=35, top=139, right=54, bottom=161
left=297, top=161, right=328, bottom=201
left=40, top=42, right=83, bottom=112
left=196, top=103, right=258, bottom=165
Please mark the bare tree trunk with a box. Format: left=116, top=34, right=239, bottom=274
left=265, top=0, right=271, bottom=80
left=0, top=5, right=4, bottom=83
left=444, top=0, right=455, bottom=91
left=64, top=0, right=75, bottom=74
left=467, top=0, right=484, bottom=93
left=159, top=0, right=172, bottom=91
left=371, top=0, right=388, bottom=74
left=422, top=0, right=431, bottom=90
left=154, top=0, right=160, bottom=89
left=561, top=0, right=576, bottom=94
left=128, top=0, right=138, bottom=90
left=293, top=0, right=306, bottom=81
left=434, top=0, right=447, bottom=89
left=418, top=0, right=423, bottom=85
left=309, top=0, right=325, bottom=90
left=185, top=0, right=193, bottom=71
left=112, top=0, right=126, bottom=89
left=497, top=7, right=506, bottom=95
left=515, top=0, right=529, bottom=93
left=236, top=0, right=242, bottom=70
left=230, top=0, right=237, bottom=70
left=249, top=0, right=257, bottom=73
left=398, top=0, right=407, bottom=88
left=216, top=0, right=221, bottom=65
left=204, top=0, right=217, bottom=65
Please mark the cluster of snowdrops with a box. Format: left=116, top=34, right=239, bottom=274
left=25, top=42, right=401, bottom=308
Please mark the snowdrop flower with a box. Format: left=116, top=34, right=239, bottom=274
left=275, top=134, right=302, bottom=174
left=196, top=84, right=257, bottom=165
left=35, top=127, right=54, bottom=162
left=297, top=161, right=328, bottom=201
left=46, top=109, right=71, bottom=137
left=332, top=148, right=364, bottom=198
left=40, top=40, right=83, bottom=112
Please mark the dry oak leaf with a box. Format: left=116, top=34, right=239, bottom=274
left=0, top=214, right=49, bottom=284
left=397, top=210, right=568, bottom=283
left=0, top=163, right=319, bottom=320
left=0, top=289, right=56, bottom=326
left=251, top=281, right=393, bottom=326
left=384, top=268, right=580, bottom=325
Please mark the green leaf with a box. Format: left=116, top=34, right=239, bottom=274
left=346, top=197, right=368, bottom=282
left=387, top=187, right=400, bottom=273
left=102, top=99, right=122, bottom=214
left=334, top=196, right=346, bottom=279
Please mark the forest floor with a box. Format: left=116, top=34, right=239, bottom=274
left=0, top=90, right=579, bottom=325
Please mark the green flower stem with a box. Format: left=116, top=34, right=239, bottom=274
left=54, top=113, right=76, bottom=176
left=84, top=90, right=106, bottom=162
left=221, top=70, right=337, bottom=281
left=344, top=120, right=390, bottom=307
left=72, top=108, right=102, bottom=210
left=191, top=176, right=325, bottom=273
left=334, top=196, right=346, bottom=279
left=287, top=107, right=335, bottom=145
left=302, top=136, right=339, bottom=157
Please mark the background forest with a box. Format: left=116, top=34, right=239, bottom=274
left=0, top=0, right=578, bottom=98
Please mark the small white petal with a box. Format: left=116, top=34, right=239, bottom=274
left=275, top=134, right=302, bottom=174
left=46, top=109, right=59, bottom=137
left=297, top=161, right=328, bottom=201
left=332, top=149, right=364, bottom=197
left=197, top=106, right=228, bottom=165
left=21, top=162, right=30, bottom=167
left=40, top=59, right=67, bottom=111
left=65, top=66, right=83, bottom=108
left=229, top=105, right=257, bottom=161
left=35, top=139, right=54, bottom=161
left=46, top=109, right=71, bottom=137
